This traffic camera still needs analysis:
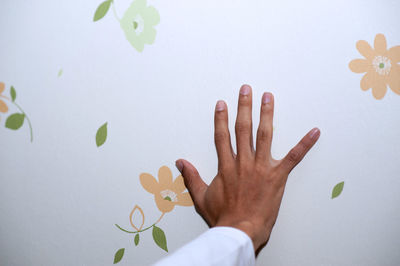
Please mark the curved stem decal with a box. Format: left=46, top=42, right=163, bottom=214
left=115, top=212, right=165, bottom=234
left=0, top=83, right=34, bottom=142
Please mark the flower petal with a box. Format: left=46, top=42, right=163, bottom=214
left=143, top=27, right=157, bottom=45
left=139, top=173, right=159, bottom=194
left=356, top=40, right=375, bottom=59
left=360, top=72, right=374, bottom=91
left=374, top=34, right=387, bottom=54
left=172, top=175, right=187, bottom=193
left=158, top=166, right=173, bottom=187
left=388, top=45, right=400, bottom=63
left=129, top=0, right=146, bottom=15
left=0, top=100, right=8, bottom=113
left=131, top=39, right=145, bottom=52
left=176, top=192, right=193, bottom=206
left=155, top=194, right=175, bottom=213
left=132, top=39, right=145, bottom=52
left=388, top=64, right=400, bottom=95
left=0, top=82, right=4, bottom=94
left=349, top=59, right=369, bottom=73
left=371, top=80, right=388, bottom=100
left=143, top=6, right=160, bottom=27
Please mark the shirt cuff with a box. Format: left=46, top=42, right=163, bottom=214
left=209, top=226, right=255, bottom=252
left=153, top=226, right=256, bottom=266
left=201, top=226, right=256, bottom=266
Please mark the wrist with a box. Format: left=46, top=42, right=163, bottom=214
left=215, top=219, right=268, bottom=251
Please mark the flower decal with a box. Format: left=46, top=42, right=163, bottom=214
left=93, top=0, right=160, bottom=52
left=120, top=0, right=160, bottom=52
left=116, top=166, right=193, bottom=261
left=349, top=34, right=400, bottom=99
left=0, top=82, right=9, bottom=115
left=140, top=166, right=193, bottom=213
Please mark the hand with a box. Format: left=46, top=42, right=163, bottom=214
left=175, top=84, right=320, bottom=253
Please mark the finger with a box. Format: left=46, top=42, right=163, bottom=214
left=280, top=128, right=320, bottom=174
left=214, top=100, right=235, bottom=168
left=175, top=159, right=207, bottom=209
left=235, top=84, right=254, bottom=158
left=255, top=92, right=274, bottom=162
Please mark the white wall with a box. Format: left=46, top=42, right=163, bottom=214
left=0, top=0, right=399, bottom=265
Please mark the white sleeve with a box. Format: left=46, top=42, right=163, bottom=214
left=153, top=226, right=256, bottom=266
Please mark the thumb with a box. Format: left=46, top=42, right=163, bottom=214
left=176, top=159, right=207, bottom=208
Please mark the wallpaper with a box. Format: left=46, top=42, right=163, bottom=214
left=0, top=0, right=399, bottom=265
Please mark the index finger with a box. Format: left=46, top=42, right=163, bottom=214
left=214, top=100, right=235, bottom=169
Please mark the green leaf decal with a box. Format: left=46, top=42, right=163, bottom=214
left=332, top=181, right=344, bottom=199
left=152, top=225, right=168, bottom=252
left=96, top=122, right=107, bottom=147
left=113, top=248, right=124, bottom=264
left=93, top=0, right=112, bottom=22
left=10, top=86, right=16, bottom=102
left=5, top=113, right=25, bottom=130
left=58, top=69, right=63, bottom=77
left=134, top=233, right=139, bottom=246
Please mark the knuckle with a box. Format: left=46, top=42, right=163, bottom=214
left=297, top=140, right=309, bottom=154
left=255, top=163, right=276, bottom=183
left=218, top=165, right=232, bottom=176
left=261, top=104, right=273, bottom=113
left=239, top=96, right=251, bottom=106
left=287, top=148, right=301, bottom=163
left=257, top=127, right=270, bottom=141
left=237, top=160, right=252, bottom=176
left=254, top=163, right=267, bottom=176
left=215, top=110, right=226, bottom=119
left=214, top=130, right=229, bottom=143
left=218, top=166, right=237, bottom=182
left=235, top=121, right=252, bottom=134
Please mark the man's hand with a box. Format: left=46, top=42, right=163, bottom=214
left=175, top=84, right=320, bottom=253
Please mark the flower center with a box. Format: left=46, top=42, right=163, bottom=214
left=160, top=189, right=177, bottom=202
left=132, top=15, right=144, bottom=35
left=372, top=56, right=391, bottom=75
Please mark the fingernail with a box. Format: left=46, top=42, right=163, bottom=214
left=175, top=160, right=183, bottom=173
left=216, top=100, right=225, bottom=111
left=240, top=85, right=250, bottom=95
left=262, top=93, right=272, bottom=104
left=310, top=128, right=320, bottom=139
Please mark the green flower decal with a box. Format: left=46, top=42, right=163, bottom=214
left=93, top=0, right=160, bottom=53
left=120, top=0, right=160, bottom=52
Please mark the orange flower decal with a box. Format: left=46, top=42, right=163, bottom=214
left=115, top=165, right=192, bottom=260
left=0, top=82, right=9, bottom=114
left=349, top=34, right=400, bottom=99
left=140, top=166, right=193, bottom=213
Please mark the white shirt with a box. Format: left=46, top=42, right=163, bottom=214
left=154, top=227, right=256, bottom=266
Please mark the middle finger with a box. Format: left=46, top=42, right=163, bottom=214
left=235, top=84, right=254, bottom=159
